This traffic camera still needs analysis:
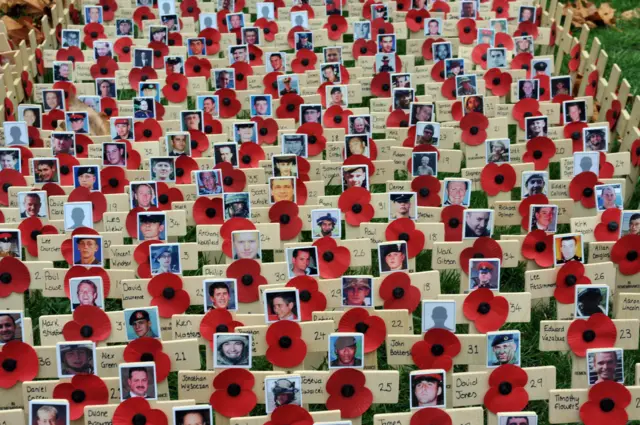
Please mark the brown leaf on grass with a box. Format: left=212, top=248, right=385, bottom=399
left=621, top=8, right=640, bottom=20
left=565, top=0, right=616, bottom=28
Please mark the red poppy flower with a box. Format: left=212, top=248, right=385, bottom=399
left=262, top=72, right=282, bottom=99
left=215, top=162, right=246, bottom=192
left=55, top=47, right=84, bottom=65
left=324, top=105, right=353, bottom=131
left=134, top=118, right=162, bottom=142
left=605, top=100, right=622, bottom=130
left=0, top=341, right=38, bottom=389
left=266, top=320, right=307, bottom=368
left=421, top=37, right=445, bottom=61
left=494, top=32, right=514, bottom=50
left=266, top=201, right=301, bottom=241
left=411, top=408, right=452, bottom=425
left=632, top=139, right=640, bottom=167
left=512, top=98, right=541, bottom=129
left=514, top=21, right=538, bottom=40
left=480, top=163, right=516, bottom=196
left=384, top=218, right=424, bottom=259
left=243, top=118, right=274, bottom=145
left=100, top=166, right=129, bottom=194
left=439, top=76, right=457, bottom=101
left=68, top=3, right=81, bottom=23
left=285, top=276, right=326, bottom=321
left=265, top=405, right=313, bottom=425
left=457, top=18, right=477, bottom=44
left=61, top=227, right=98, bottom=264
left=338, top=187, right=374, bottom=227
left=312, top=237, right=350, bottom=279
left=216, top=88, right=242, bottom=118
left=584, top=70, right=599, bottom=97
left=34, top=48, right=45, bottom=76
left=522, top=137, right=555, bottom=170
left=471, top=43, right=489, bottom=69
left=113, top=37, right=133, bottom=62
left=229, top=61, right=252, bottom=91
left=458, top=237, right=503, bottom=276
left=326, top=368, right=373, bottom=418
left=463, top=288, right=508, bottom=333
left=370, top=72, right=392, bottom=98
left=83, top=23, right=106, bottom=48
left=521, top=229, right=554, bottom=268
left=174, top=156, right=198, bottom=185
left=147, top=273, right=190, bottom=318
left=192, top=197, right=223, bottom=226
left=210, top=369, right=256, bottom=418
left=0, top=256, right=29, bottom=297
left=286, top=25, right=307, bottom=49
left=460, top=112, right=488, bottom=146
left=484, top=365, right=529, bottom=414
left=98, top=97, right=118, bottom=119
left=580, top=380, right=631, bottom=425
left=386, top=109, right=409, bottom=128
left=151, top=183, right=181, bottom=213
left=534, top=74, right=551, bottom=101
left=295, top=123, right=325, bottom=156
left=554, top=261, right=591, bottom=304
left=275, top=93, right=304, bottom=122
left=247, top=45, right=263, bottom=66
left=199, top=309, right=243, bottom=347
left=592, top=208, right=622, bottom=242
left=64, top=266, right=111, bottom=300
left=491, top=0, right=508, bottom=16
left=353, top=39, right=377, bottom=59
left=53, top=374, right=109, bottom=420
left=290, top=49, right=318, bottom=75
left=567, top=313, right=616, bottom=357
left=202, top=114, right=221, bottom=136
left=123, top=337, right=171, bottom=382
left=429, top=0, right=449, bottom=13
left=25, top=128, right=42, bottom=150
left=518, top=194, right=549, bottom=231
left=338, top=308, right=386, bottom=353
left=236, top=142, right=264, bottom=169
left=42, top=109, right=64, bottom=131
left=511, top=53, right=534, bottom=78
left=406, top=8, right=430, bottom=32
left=440, top=205, right=464, bottom=241
left=20, top=72, right=33, bottom=99
left=133, top=241, right=162, bottom=278
left=412, top=328, right=460, bottom=371
left=128, top=66, right=158, bottom=91
left=407, top=176, right=440, bottom=207
left=484, top=68, right=512, bottom=97
left=113, top=395, right=167, bottom=425
left=378, top=271, right=420, bottom=312
left=370, top=17, right=392, bottom=37
left=569, top=43, right=581, bottom=72
left=18, top=217, right=58, bottom=257
left=61, top=305, right=111, bottom=344
left=90, top=56, right=118, bottom=79
left=563, top=121, right=588, bottom=152
left=227, top=259, right=267, bottom=303
left=198, top=28, right=221, bottom=55
left=324, top=14, right=348, bottom=40
left=255, top=18, right=278, bottom=42
left=54, top=153, right=79, bottom=186
left=569, top=171, right=600, bottom=209
left=162, top=73, right=188, bottom=103
left=0, top=169, right=25, bottom=206
left=184, top=56, right=211, bottom=78
left=180, top=0, right=201, bottom=18
left=611, top=234, right=640, bottom=275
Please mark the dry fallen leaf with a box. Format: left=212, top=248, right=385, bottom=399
left=621, top=8, right=640, bottom=20
left=565, top=0, right=616, bottom=28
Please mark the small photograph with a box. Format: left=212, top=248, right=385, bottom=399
left=149, top=25, right=168, bottom=44
left=551, top=76, right=572, bottom=97
left=378, top=241, right=409, bottom=274
left=3, top=121, right=28, bottom=146
left=486, top=139, right=510, bottom=164
left=498, top=414, right=538, bottom=425
left=61, top=29, right=81, bottom=47
left=42, top=89, right=64, bottom=112
left=272, top=155, right=298, bottom=178
left=18, top=104, right=41, bottom=128
left=463, top=209, right=494, bottom=239
left=69, top=276, right=104, bottom=311
left=223, top=192, right=251, bottom=219
left=354, top=21, right=371, bottom=40
left=324, top=46, right=343, bottom=64
left=462, top=95, right=484, bottom=116
left=371, top=3, right=388, bottom=20
left=377, top=34, right=396, bottom=54
left=421, top=300, right=456, bottom=333
left=93, top=41, right=113, bottom=60
left=50, top=132, right=75, bottom=156
left=0, top=311, right=23, bottom=344
left=119, top=362, right=157, bottom=400
left=218, top=0, right=234, bottom=12
left=166, top=132, right=191, bottom=157
left=583, top=126, right=609, bottom=152
left=575, top=284, right=609, bottom=318
left=137, top=0, right=155, bottom=6
left=328, top=333, right=364, bottom=368
left=149, top=157, right=176, bottom=182
left=214, top=68, right=236, bottom=90
left=518, top=79, right=539, bottom=100
left=311, top=208, right=341, bottom=239
left=620, top=210, right=640, bottom=236
left=250, top=95, right=272, bottom=117
left=320, top=63, right=341, bottom=84
left=130, top=182, right=158, bottom=209
left=327, top=85, right=348, bottom=108
left=286, top=246, right=319, bottom=278
left=124, top=307, right=160, bottom=340
left=181, top=110, right=203, bottom=132
left=84, top=5, right=103, bottom=23
left=53, top=61, right=73, bottom=82
left=72, top=235, right=103, bottom=267
left=231, top=230, right=261, bottom=260
left=204, top=279, right=238, bottom=311
left=291, top=10, right=309, bottom=29
left=77, top=96, right=101, bottom=113
left=277, top=75, right=300, bottom=96
left=456, top=75, right=477, bottom=97
left=242, top=27, right=260, bottom=45
left=477, top=28, right=495, bottom=45
left=487, top=48, right=507, bottom=68
left=326, top=0, right=341, bottom=15
left=150, top=243, right=182, bottom=275
left=574, top=151, right=600, bottom=175
left=519, top=5, right=536, bottom=23
left=33, top=158, right=60, bottom=184
left=228, top=44, right=248, bottom=64
left=161, top=15, right=179, bottom=32
left=265, top=376, right=303, bottom=414
left=256, top=2, right=275, bottom=20
left=459, top=0, right=476, bottom=18
left=389, top=192, right=417, bottom=220
left=514, top=36, right=534, bottom=55
left=199, top=13, right=218, bottom=30
left=300, top=104, right=323, bottom=124
left=173, top=407, right=213, bottom=425
left=57, top=341, right=96, bottom=377
left=432, top=42, right=452, bottom=63
left=525, top=116, right=548, bottom=140
left=586, top=348, right=624, bottom=386
left=348, top=115, right=372, bottom=136
left=391, top=73, right=411, bottom=89
left=532, top=59, right=552, bottom=77
left=345, top=135, right=369, bottom=158
left=522, top=171, right=548, bottom=199
left=375, top=53, right=396, bottom=73
left=412, top=152, right=437, bottom=178
left=137, top=212, right=167, bottom=241
left=233, top=122, right=258, bottom=144
left=18, top=191, right=47, bottom=219
left=281, top=134, right=307, bottom=157
left=269, top=177, right=296, bottom=203
left=469, top=258, right=501, bottom=290
left=195, top=170, right=223, bottom=195
left=443, top=179, right=471, bottom=206
left=264, top=288, right=300, bottom=322
left=553, top=233, right=584, bottom=265
left=0, top=230, right=21, bottom=259
left=29, top=400, right=69, bottom=425
left=214, top=333, right=252, bottom=368
left=563, top=100, right=587, bottom=124
left=595, top=183, right=622, bottom=211
left=266, top=52, right=286, bottom=73
left=529, top=204, right=558, bottom=232
left=445, top=58, right=464, bottom=79
left=73, top=166, right=100, bottom=192
left=295, top=31, right=314, bottom=51
left=410, top=103, right=434, bottom=125
left=139, top=82, right=161, bottom=102
left=0, top=149, right=20, bottom=172
left=198, top=95, right=219, bottom=118
left=342, top=165, right=369, bottom=190
left=133, top=48, right=154, bottom=68
left=66, top=112, right=89, bottom=135
left=342, top=276, right=373, bottom=307
left=133, top=97, right=156, bottom=120
left=393, top=88, right=414, bottom=110
left=414, top=122, right=440, bottom=146
left=97, top=78, right=117, bottom=98
left=487, top=331, right=521, bottom=367
left=214, top=143, right=239, bottom=167
left=410, top=370, right=446, bottom=409
left=187, top=37, right=207, bottom=56
left=425, top=18, right=442, bottom=36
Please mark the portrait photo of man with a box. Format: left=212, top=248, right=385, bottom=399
left=324, top=47, right=342, bottom=64
left=199, top=96, right=219, bottom=117
left=415, top=123, right=439, bottom=146
left=51, top=132, right=75, bottom=156
left=348, top=115, right=371, bottom=136
left=266, top=52, right=286, bottom=73
left=214, top=333, right=252, bottom=368
left=563, top=100, right=587, bottom=124
left=518, top=79, right=539, bottom=100
left=69, top=277, right=103, bottom=311
left=282, top=134, right=307, bottom=157
left=0, top=312, right=23, bottom=344
left=196, top=170, right=223, bottom=195
left=378, top=242, right=408, bottom=274
left=575, top=285, right=609, bottom=318
left=130, top=182, right=158, bottom=209
left=229, top=45, right=248, bottom=64
left=214, top=144, right=239, bottom=167
left=300, top=104, right=322, bottom=124
left=410, top=371, right=445, bottom=408
left=486, top=139, right=510, bottom=163
left=137, top=213, right=167, bottom=241
left=342, top=165, right=368, bottom=190
left=389, top=192, right=416, bottom=220
left=554, top=234, right=583, bottom=265
left=33, top=159, right=59, bottom=184
left=272, top=155, right=297, bottom=178
left=584, top=127, right=609, bottom=152
left=223, top=193, right=251, bottom=219
left=231, top=230, right=261, bottom=260
left=522, top=172, right=547, bottom=199
left=166, top=132, right=191, bottom=157
left=345, top=135, right=368, bottom=158
left=432, top=42, right=451, bottom=62
left=29, top=401, right=69, bottom=425
left=525, top=116, right=548, bottom=140
left=551, top=76, right=572, bottom=98
left=269, top=177, right=296, bottom=203
left=72, top=235, right=103, bottom=267
left=410, top=103, right=434, bottom=125
left=463, top=209, right=493, bottom=239
left=0, top=149, right=20, bottom=171
left=286, top=247, right=319, bottom=278
left=265, top=377, right=302, bottom=413
left=621, top=211, right=640, bottom=236
left=125, top=308, right=160, bottom=340
left=342, top=277, right=372, bottom=307
left=487, top=331, right=520, bottom=367
left=19, top=192, right=47, bottom=219
left=234, top=122, right=257, bottom=144
left=57, top=342, right=96, bottom=377
left=214, top=69, right=235, bottom=90
left=264, top=289, right=300, bottom=322
left=120, top=363, right=157, bottom=400
left=587, top=348, right=623, bottom=386
left=469, top=259, right=500, bottom=290
left=487, top=48, right=507, bottom=68
left=421, top=301, right=455, bottom=333
left=204, top=279, right=237, bottom=311
left=251, top=95, right=272, bottom=117
left=529, top=205, right=558, bottom=232
left=150, top=244, right=182, bottom=275
left=174, top=407, right=213, bottom=425
left=311, top=209, right=341, bottom=239
left=150, top=157, right=176, bottom=182
left=0, top=231, right=21, bottom=259
left=498, top=415, right=538, bottom=425
left=111, top=117, right=134, bottom=140
left=328, top=334, right=363, bottom=368
left=73, top=166, right=99, bottom=191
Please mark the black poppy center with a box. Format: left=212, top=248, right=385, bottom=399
left=355, top=321, right=369, bottom=333
left=360, top=47, right=367, bottom=54
left=392, top=287, right=404, bottom=299
left=260, top=127, right=268, bottom=136
left=100, top=67, right=108, bottom=75
left=216, top=324, right=229, bottom=332
left=334, top=115, right=342, bottom=123
left=194, top=65, right=201, bottom=73
left=341, top=384, right=356, bottom=397
left=237, top=73, right=244, bottom=81
left=279, top=214, right=290, bottom=225
left=31, top=230, right=42, bottom=241
left=309, top=136, right=317, bottom=144
left=241, top=274, right=253, bottom=286
left=249, top=53, right=255, bottom=61
left=80, top=325, right=93, bottom=338
left=242, top=155, right=251, bottom=164
left=2, top=183, right=12, bottom=193
left=382, top=84, right=390, bottom=91
left=223, top=176, right=233, bottom=186
left=154, top=50, right=161, bottom=58
left=331, top=24, right=338, bottom=30
left=264, top=28, right=271, bottom=34
left=141, top=76, right=148, bottom=82
left=299, top=289, right=311, bottom=302
left=132, top=413, right=147, bottom=425
left=323, top=251, right=334, bottom=262
left=582, top=329, right=596, bottom=342
left=571, top=131, right=580, bottom=140
left=59, top=165, right=69, bottom=175
left=431, top=344, right=444, bottom=356
left=71, top=389, right=86, bottom=403
left=497, top=6, right=503, bottom=13
left=498, top=382, right=512, bottom=395
left=470, top=126, right=479, bottom=135
left=533, top=150, right=543, bottom=160
left=176, top=168, right=184, bottom=177
left=109, top=177, right=119, bottom=188
left=163, top=287, right=175, bottom=300
left=494, top=174, right=505, bottom=184
left=141, top=352, right=154, bottom=362
left=105, top=108, right=112, bottom=116
left=0, top=273, right=11, bottom=284
left=522, top=64, right=529, bottom=71
left=205, top=207, right=217, bottom=218
left=143, top=129, right=152, bottom=138
left=608, top=221, right=618, bottom=232
left=482, top=53, right=487, bottom=62
left=279, top=336, right=292, bottom=348
left=76, top=144, right=84, bottom=153
left=600, top=398, right=615, bottom=412
left=169, top=39, right=175, bottom=46
left=286, top=104, right=295, bottom=112
left=1, top=358, right=16, bottom=372
left=187, top=6, right=193, bottom=12
left=172, top=82, right=180, bottom=91
left=477, top=302, right=491, bottom=314
left=223, top=98, right=231, bottom=106
left=493, top=77, right=501, bottom=85
left=449, top=218, right=459, bottom=228
left=227, top=383, right=241, bottom=397
left=439, top=71, right=445, bottom=79
left=473, top=253, right=485, bottom=259
left=464, top=26, right=471, bottom=33
left=535, top=241, right=546, bottom=252
left=302, top=59, right=309, bottom=66
left=90, top=31, right=98, bottom=38
left=351, top=203, right=362, bottom=214
left=627, top=250, right=638, bottom=262
left=565, top=274, right=576, bottom=287
left=583, top=188, right=593, bottom=198
left=419, top=188, right=429, bottom=197
left=205, top=125, right=213, bottom=134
